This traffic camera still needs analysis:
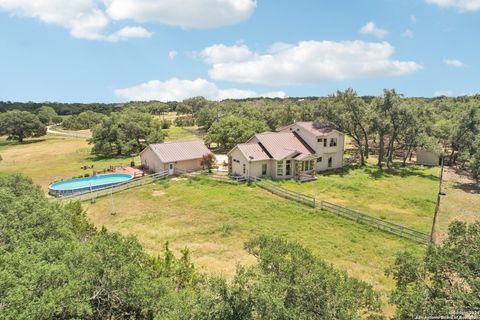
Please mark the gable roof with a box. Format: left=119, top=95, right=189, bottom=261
left=252, top=131, right=315, bottom=161
left=146, top=141, right=212, bottom=163
left=236, top=143, right=271, bottom=161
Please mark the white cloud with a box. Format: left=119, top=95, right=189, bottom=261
left=426, top=0, right=480, bottom=11
left=107, top=26, right=152, bottom=42
left=114, top=78, right=287, bottom=101
left=105, top=0, right=257, bottom=28
left=443, top=58, right=465, bottom=67
left=203, top=41, right=422, bottom=85
left=359, top=21, right=389, bottom=38
left=403, top=29, right=415, bottom=38
left=200, top=44, right=254, bottom=63
left=168, top=51, right=178, bottom=60
left=434, top=90, right=453, bottom=97
left=0, top=0, right=257, bottom=40
left=0, top=0, right=109, bottom=40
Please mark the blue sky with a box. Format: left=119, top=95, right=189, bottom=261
left=0, top=0, right=478, bottom=102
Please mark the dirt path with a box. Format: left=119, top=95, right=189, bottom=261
left=435, top=166, right=480, bottom=242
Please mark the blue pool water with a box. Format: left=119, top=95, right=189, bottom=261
left=49, top=173, right=133, bottom=196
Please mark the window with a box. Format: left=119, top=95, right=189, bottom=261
left=276, top=161, right=283, bottom=176
left=303, top=160, right=310, bottom=171
left=317, top=157, right=323, bottom=163
left=323, top=139, right=327, bottom=147
left=317, top=138, right=322, bottom=142
left=329, top=138, right=337, bottom=147
left=261, top=163, right=267, bottom=175
left=243, top=164, right=246, bottom=174
left=286, top=160, right=291, bottom=175
left=328, top=157, right=333, bottom=168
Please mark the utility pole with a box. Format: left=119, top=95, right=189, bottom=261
left=430, top=156, right=445, bottom=243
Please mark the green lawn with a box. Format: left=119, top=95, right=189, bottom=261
left=0, top=136, right=440, bottom=306
left=0, top=136, right=135, bottom=191
left=164, top=126, right=202, bottom=141
left=272, top=163, right=439, bottom=232
left=0, top=125, right=203, bottom=191
left=85, top=176, right=426, bottom=296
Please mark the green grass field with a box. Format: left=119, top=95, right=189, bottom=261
left=0, top=136, right=134, bottom=191
left=85, top=176, right=427, bottom=296
left=272, top=163, right=439, bottom=232
left=164, top=126, right=202, bottom=141
left=0, top=136, right=441, bottom=303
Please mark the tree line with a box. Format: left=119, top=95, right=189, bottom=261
left=0, top=174, right=478, bottom=319
left=173, top=93, right=480, bottom=177
left=2, top=93, right=479, bottom=177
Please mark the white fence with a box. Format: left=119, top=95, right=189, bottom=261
left=53, top=170, right=169, bottom=203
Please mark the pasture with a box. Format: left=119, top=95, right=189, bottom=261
left=0, top=134, right=450, bottom=297
left=85, top=175, right=429, bottom=295
left=272, top=163, right=440, bottom=232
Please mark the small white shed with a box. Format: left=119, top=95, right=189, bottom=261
left=416, top=148, right=441, bottom=166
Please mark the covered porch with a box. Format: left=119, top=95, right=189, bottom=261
left=293, top=155, right=317, bottom=182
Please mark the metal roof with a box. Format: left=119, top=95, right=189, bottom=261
left=147, top=141, right=212, bottom=163
left=278, top=121, right=336, bottom=136
left=237, top=143, right=271, bottom=161
left=254, top=131, right=314, bottom=161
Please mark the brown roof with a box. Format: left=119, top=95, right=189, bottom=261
left=146, top=141, right=212, bottom=163
left=237, top=143, right=271, bottom=161
left=253, top=131, right=314, bottom=161
left=278, top=121, right=336, bottom=135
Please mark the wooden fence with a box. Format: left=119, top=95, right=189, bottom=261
left=250, top=177, right=316, bottom=207
left=320, top=201, right=430, bottom=244
left=53, top=170, right=169, bottom=203
left=47, top=125, right=91, bottom=139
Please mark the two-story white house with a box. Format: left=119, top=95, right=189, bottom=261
left=227, top=121, right=345, bottom=180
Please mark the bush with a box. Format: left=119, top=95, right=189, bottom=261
left=160, top=119, right=171, bottom=129
left=174, top=115, right=195, bottom=127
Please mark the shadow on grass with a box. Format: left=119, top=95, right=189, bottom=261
left=452, top=182, right=480, bottom=195
left=85, top=154, right=132, bottom=162
left=0, top=138, right=47, bottom=148
left=362, top=163, right=439, bottom=181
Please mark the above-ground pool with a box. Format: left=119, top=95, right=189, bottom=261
left=49, top=173, right=133, bottom=196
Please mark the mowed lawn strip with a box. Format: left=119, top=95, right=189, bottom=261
left=272, top=163, right=439, bottom=232
left=86, top=176, right=425, bottom=294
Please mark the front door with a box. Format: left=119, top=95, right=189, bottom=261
left=168, top=163, right=175, bottom=175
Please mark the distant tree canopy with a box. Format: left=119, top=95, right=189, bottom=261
left=37, top=105, right=61, bottom=125
left=2, top=92, right=480, bottom=173
left=0, top=110, right=46, bottom=143
left=205, top=115, right=269, bottom=150
left=89, top=110, right=165, bottom=156
left=0, top=174, right=385, bottom=319
left=62, top=111, right=106, bottom=130
left=387, top=221, right=480, bottom=319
